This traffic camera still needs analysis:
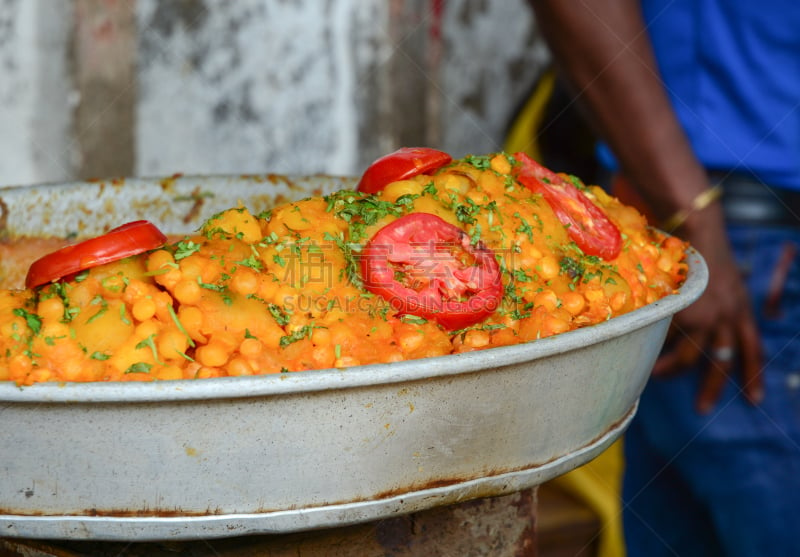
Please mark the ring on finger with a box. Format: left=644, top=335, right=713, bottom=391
left=712, top=346, right=735, bottom=362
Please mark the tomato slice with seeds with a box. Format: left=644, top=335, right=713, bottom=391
left=25, top=220, right=168, bottom=289
left=357, top=147, right=452, bottom=194
left=513, top=152, right=622, bottom=260
left=360, top=213, right=503, bottom=330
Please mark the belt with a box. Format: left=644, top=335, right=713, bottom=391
left=711, top=173, right=800, bottom=228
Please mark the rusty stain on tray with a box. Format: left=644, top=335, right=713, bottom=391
left=0, top=461, right=555, bottom=518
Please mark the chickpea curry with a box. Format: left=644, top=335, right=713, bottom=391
left=0, top=150, right=688, bottom=385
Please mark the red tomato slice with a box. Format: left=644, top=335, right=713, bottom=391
left=360, top=213, right=503, bottom=330
left=25, top=220, right=168, bottom=289
left=513, top=152, right=622, bottom=260
left=357, top=147, right=452, bottom=194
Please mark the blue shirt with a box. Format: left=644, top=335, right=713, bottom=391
left=599, top=0, right=800, bottom=190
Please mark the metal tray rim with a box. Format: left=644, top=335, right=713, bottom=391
left=0, top=251, right=707, bottom=403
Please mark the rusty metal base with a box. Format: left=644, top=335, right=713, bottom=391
left=0, top=489, right=537, bottom=557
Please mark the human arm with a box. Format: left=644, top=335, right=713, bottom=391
left=529, top=0, right=763, bottom=412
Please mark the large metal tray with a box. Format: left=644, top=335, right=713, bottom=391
left=0, top=175, right=707, bottom=541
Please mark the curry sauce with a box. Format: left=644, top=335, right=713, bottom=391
left=0, top=153, right=687, bottom=384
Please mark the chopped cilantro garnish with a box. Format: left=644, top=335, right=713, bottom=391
left=279, top=324, right=324, bottom=348
left=125, top=362, right=153, bottom=374
left=174, top=240, right=202, bottom=261
left=400, top=314, right=428, bottom=325
left=12, top=308, right=42, bottom=335
left=267, top=304, right=290, bottom=326
left=463, top=154, right=492, bottom=170
left=135, top=334, right=163, bottom=365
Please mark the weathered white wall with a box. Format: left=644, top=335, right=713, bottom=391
left=0, top=0, right=548, bottom=186
left=136, top=0, right=383, bottom=176
left=441, top=0, right=549, bottom=157
left=0, top=0, right=73, bottom=187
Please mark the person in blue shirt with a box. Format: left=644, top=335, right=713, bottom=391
left=530, top=1, right=800, bottom=555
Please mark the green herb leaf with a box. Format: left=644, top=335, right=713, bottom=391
left=174, top=240, right=202, bottom=261
left=125, top=362, right=153, bottom=374
left=135, top=334, right=163, bottom=365
left=400, top=314, right=428, bottom=325
left=12, top=308, right=42, bottom=335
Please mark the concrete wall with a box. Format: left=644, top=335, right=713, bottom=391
left=0, top=0, right=74, bottom=186
left=0, top=0, right=548, bottom=187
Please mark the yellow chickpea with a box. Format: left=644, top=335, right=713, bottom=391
left=132, top=297, right=157, bottom=322
left=39, top=322, right=70, bottom=341
left=195, top=366, right=222, bottom=379
left=25, top=367, right=53, bottom=384
left=657, top=254, right=675, bottom=273
left=196, top=342, right=230, bottom=368
left=438, top=173, right=472, bottom=195
left=147, top=249, right=176, bottom=274
left=412, top=196, right=449, bottom=219
left=466, top=190, right=488, bottom=205
left=147, top=249, right=174, bottom=269
left=610, top=291, right=629, bottom=313
left=135, top=320, right=160, bottom=340
left=8, top=354, right=33, bottom=381
left=155, top=267, right=182, bottom=290
left=533, top=289, right=559, bottom=312
left=178, top=306, right=205, bottom=341
left=182, top=363, right=201, bottom=380
left=643, top=243, right=660, bottom=260
left=227, top=357, right=254, bottom=376
left=157, top=328, right=190, bottom=360
left=257, top=276, right=279, bottom=300
left=310, top=327, right=332, bottom=347
left=99, top=275, right=127, bottom=298
left=463, top=329, right=491, bottom=349
left=544, top=313, right=571, bottom=336
left=398, top=331, right=424, bottom=353
left=155, top=365, right=184, bottom=381
left=197, top=256, right=223, bottom=285
left=67, top=281, right=95, bottom=308
left=230, top=268, right=258, bottom=296
left=560, top=291, right=587, bottom=316
left=203, top=208, right=263, bottom=242
left=490, top=153, right=512, bottom=175
left=584, top=287, right=605, bottom=304
left=334, top=356, right=361, bottom=368
left=239, top=337, right=263, bottom=358
left=365, top=320, right=393, bottom=340
left=311, top=345, right=335, bottom=368
left=528, top=246, right=543, bottom=260
left=538, top=255, right=561, bottom=281
left=173, top=278, right=202, bottom=305
left=382, top=180, right=423, bottom=202
left=38, top=296, right=65, bottom=322
left=178, top=258, right=204, bottom=282
left=122, top=279, right=150, bottom=305
left=152, top=291, right=175, bottom=322
left=258, top=327, right=283, bottom=350
left=274, top=285, right=297, bottom=309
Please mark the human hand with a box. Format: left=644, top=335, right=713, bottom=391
left=653, top=218, right=763, bottom=414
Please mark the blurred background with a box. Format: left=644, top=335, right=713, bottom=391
left=0, top=0, right=550, bottom=186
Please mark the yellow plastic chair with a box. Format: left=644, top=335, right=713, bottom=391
left=504, top=68, right=627, bottom=557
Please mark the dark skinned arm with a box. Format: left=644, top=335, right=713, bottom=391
left=530, top=0, right=763, bottom=412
